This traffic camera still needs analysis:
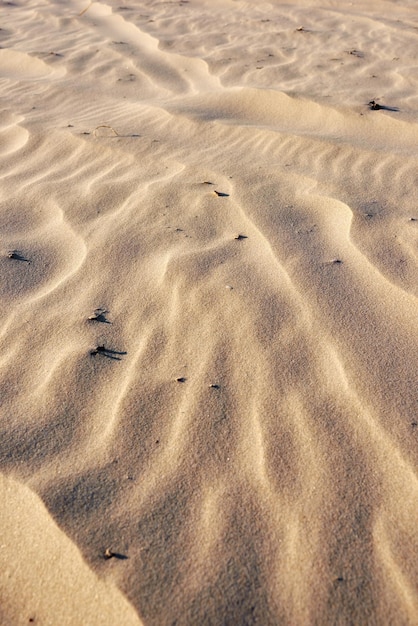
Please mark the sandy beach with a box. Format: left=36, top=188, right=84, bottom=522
left=1, top=0, right=418, bottom=623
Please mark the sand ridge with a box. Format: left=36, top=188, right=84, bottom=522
left=1, top=0, right=418, bottom=624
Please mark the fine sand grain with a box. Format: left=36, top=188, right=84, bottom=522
left=1, top=0, right=418, bottom=624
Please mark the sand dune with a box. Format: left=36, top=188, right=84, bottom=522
left=1, top=0, right=418, bottom=624
left=0, top=474, right=142, bottom=626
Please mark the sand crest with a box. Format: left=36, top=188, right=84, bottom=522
left=1, top=0, right=418, bottom=624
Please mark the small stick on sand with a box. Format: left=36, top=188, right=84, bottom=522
left=7, top=250, right=30, bottom=263
left=104, top=548, right=116, bottom=560
left=325, top=258, right=343, bottom=265
left=90, top=345, right=126, bottom=359
left=88, top=308, right=110, bottom=323
left=78, top=2, right=93, bottom=16
left=93, top=124, right=119, bottom=137
left=103, top=547, right=128, bottom=560
left=90, top=345, right=107, bottom=356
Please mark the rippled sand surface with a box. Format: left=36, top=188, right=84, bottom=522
left=1, top=1, right=418, bottom=624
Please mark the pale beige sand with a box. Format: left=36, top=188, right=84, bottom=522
left=1, top=0, right=418, bottom=624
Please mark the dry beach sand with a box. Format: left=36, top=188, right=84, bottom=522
left=1, top=0, right=418, bottom=623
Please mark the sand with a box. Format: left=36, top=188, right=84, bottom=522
left=1, top=0, right=418, bottom=623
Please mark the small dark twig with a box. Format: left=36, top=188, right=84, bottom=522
left=88, top=308, right=110, bottom=323
left=91, top=344, right=106, bottom=355
left=103, top=548, right=128, bottom=560
left=368, top=100, right=399, bottom=112
left=347, top=49, right=364, bottom=58
left=7, top=250, right=30, bottom=263
left=90, top=345, right=126, bottom=359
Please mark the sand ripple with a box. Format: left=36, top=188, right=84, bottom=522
left=1, top=0, right=418, bottom=624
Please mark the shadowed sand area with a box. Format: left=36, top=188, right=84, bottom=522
left=1, top=0, right=418, bottom=624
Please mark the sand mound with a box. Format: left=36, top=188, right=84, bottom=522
left=1, top=0, right=417, bottom=624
